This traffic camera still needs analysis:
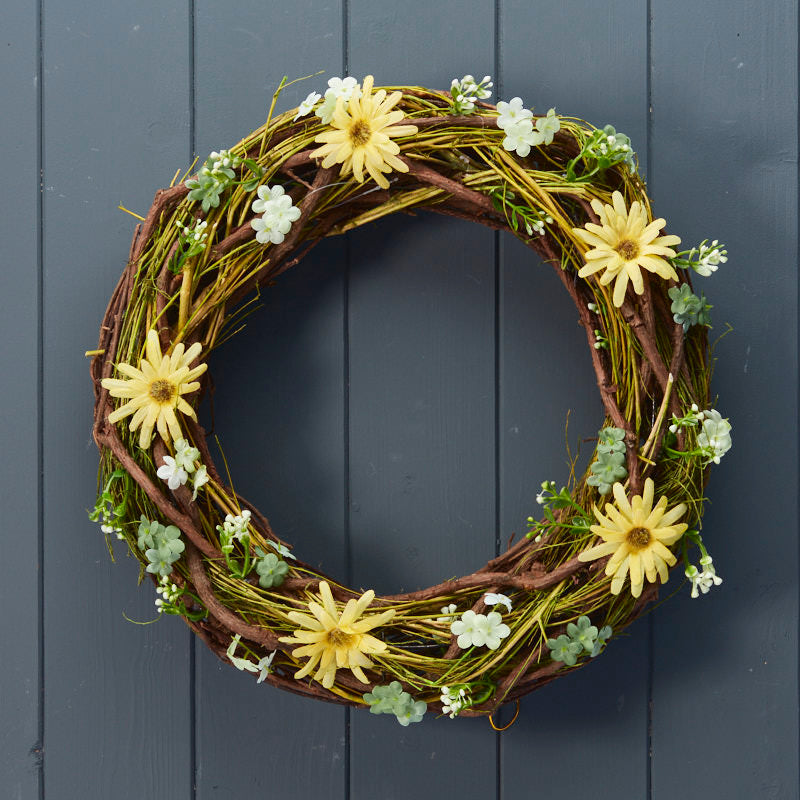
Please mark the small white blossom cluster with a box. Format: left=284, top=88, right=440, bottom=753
left=496, top=98, right=561, bottom=157
left=436, top=603, right=458, bottom=624
left=586, top=125, right=636, bottom=172
left=449, top=74, right=493, bottom=114
left=217, top=509, right=252, bottom=552
left=535, top=479, right=556, bottom=505
left=439, top=685, right=469, bottom=718
left=154, top=575, right=181, bottom=613
left=593, top=132, right=629, bottom=157
left=186, top=149, right=242, bottom=212
left=673, top=239, right=728, bottom=277
left=451, top=609, right=510, bottom=650
left=175, top=218, right=208, bottom=246
left=685, top=555, right=723, bottom=598
left=668, top=403, right=705, bottom=433
left=692, top=240, right=728, bottom=277
left=208, top=150, right=241, bottom=174
left=315, top=76, right=361, bottom=124
left=669, top=406, right=732, bottom=465
left=98, top=503, right=124, bottom=540
left=250, top=184, right=302, bottom=245
left=524, top=211, right=553, bottom=237
left=156, top=438, right=209, bottom=499
left=226, top=635, right=276, bottom=683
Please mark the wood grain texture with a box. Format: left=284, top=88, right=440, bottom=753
left=650, top=3, right=799, bottom=797
left=192, top=3, right=348, bottom=797
left=0, top=2, right=41, bottom=798
left=346, top=3, right=500, bottom=797
left=498, top=2, right=651, bottom=795
left=42, top=3, right=192, bottom=797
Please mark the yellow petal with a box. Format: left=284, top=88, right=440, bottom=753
left=611, top=483, right=632, bottom=515
left=578, top=540, right=621, bottom=562
left=641, top=548, right=658, bottom=582
left=653, top=523, right=688, bottom=546
left=610, top=555, right=630, bottom=594
left=629, top=553, right=644, bottom=597
left=612, top=270, right=629, bottom=306
left=318, top=581, right=339, bottom=620
left=350, top=608, right=395, bottom=632
left=145, top=330, right=162, bottom=366
left=650, top=540, right=678, bottom=567
left=307, top=600, right=339, bottom=631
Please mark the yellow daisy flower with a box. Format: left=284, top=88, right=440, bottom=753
left=279, top=581, right=395, bottom=689
left=577, top=478, right=688, bottom=598
left=310, top=75, right=418, bottom=189
left=573, top=190, right=681, bottom=307
left=101, top=330, right=207, bottom=449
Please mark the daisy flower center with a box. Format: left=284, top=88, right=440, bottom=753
left=327, top=627, right=355, bottom=648
left=149, top=379, right=176, bottom=404
left=348, top=119, right=372, bottom=147
left=626, top=526, right=652, bottom=550
left=615, top=239, right=639, bottom=260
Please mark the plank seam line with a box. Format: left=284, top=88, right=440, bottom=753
left=37, top=0, right=46, bottom=795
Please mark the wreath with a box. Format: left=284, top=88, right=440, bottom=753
left=89, top=74, right=731, bottom=725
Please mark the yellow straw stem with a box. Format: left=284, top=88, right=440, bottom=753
left=178, top=263, right=194, bottom=332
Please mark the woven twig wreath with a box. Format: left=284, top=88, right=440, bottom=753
left=90, top=76, right=730, bottom=723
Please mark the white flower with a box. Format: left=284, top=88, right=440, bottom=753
left=450, top=609, right=510, bottom=650
left=294, top=90, right=322, bottom=121
left=250, top=184, right=302, bottom=245
left=697, top=410, right=732, bottom=465
left=495, top=97, right=532, bottom=130
left=686, top=556, right=723, bottom=598
left=685, top=564, right=704, bottom=598
left=534, top=107, right=560, bottom=145
left=483, top=592, right=512, bottom=613
left=524, top=213, right=553, bottom=237
left=226, top=635, right=259, bottom=673
left=502, top=119, right=540, bottom=157
left=697, top=555, right=723, bottom=593
left=694, top=240, right=728, bottom=277
left=436, top=603, right=458, bottom=623
left=256, top=652, right=276, bottom=683
left=439, top=685, right=468, bottom=718
left=155, top=576, right=181, bottom=611
left=209, top=149, right=240, bottom=174
left=267, top=539, right=296, bottom=560
left=175, top=218, right=208, bottom=245
left=173, top=438, right=200, bottom=472
left=315, top=76, right=360, bottom=124
left=156, top=455, right=188, bottom=491
left=251, top=184, right=284, bottom=213
left=100, top=522, right=124, bottom=538
left=192, top=464, right=209, bottom=500
left=219, top=510, right=252, bottom=542
left=450, top=74, right=493, bottom=114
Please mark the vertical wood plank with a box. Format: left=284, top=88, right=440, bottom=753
left=499, top=2, right=650, bottom=794
left=650, top=3, right=798, bottom=797
left=192, top=4, right=348, bottom=796
left=0, top=2, right=41, bottom=798
left=346, top=3, right=500, bottom=797
left=42, top=3, right=193, bottom=797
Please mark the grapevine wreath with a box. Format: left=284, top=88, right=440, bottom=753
left=89, top=75, right=731, bottom=725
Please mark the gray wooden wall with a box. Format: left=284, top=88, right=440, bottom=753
left=3, top=1, right=797, bottom=798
